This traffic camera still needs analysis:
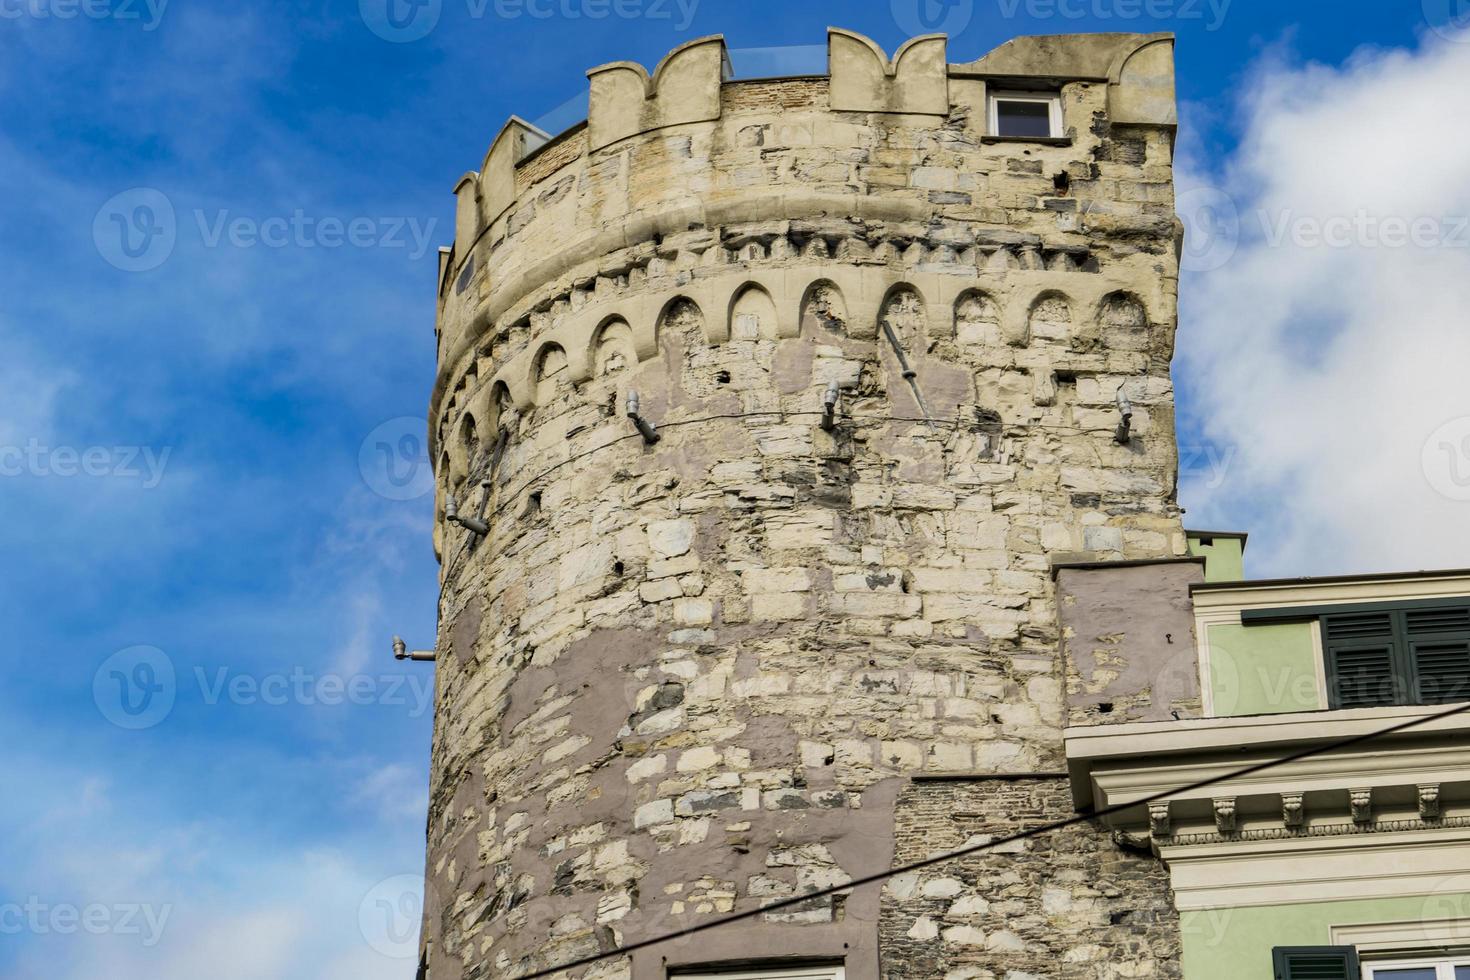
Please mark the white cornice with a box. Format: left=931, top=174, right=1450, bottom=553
left=1087, top=743, right=1470, bottom=809
left=1065, top=704, right=1470, bottom=832
left=1331, top=916, right=1470, bottom=952
left=1161, top=825, right=1470, bottom=910
left=1191, top=573, right=1470, bottom=614
left=1065, top=702, right=1470, bottom=760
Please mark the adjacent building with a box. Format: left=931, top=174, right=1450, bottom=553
left=1064, top=535, right=1470, bottom=980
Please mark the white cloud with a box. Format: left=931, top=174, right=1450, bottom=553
left=350, top=762, right=431, bottom=824
left=1177, top=28, right=1470, bottom=576
left=0, top=755, right=420, bottom=980
left=0, top=318, right=70, bottom=447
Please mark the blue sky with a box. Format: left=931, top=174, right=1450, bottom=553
left=4, top=1, right=1470, bottom=976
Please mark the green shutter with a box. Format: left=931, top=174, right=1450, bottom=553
left=1322, top=604, right=1470, bottom=709
left=1406, top=606, right=1470, bottom=704
left=1272, top=946, right=1360, bottom=979
left=1324, top=612, right=1400, bottom=708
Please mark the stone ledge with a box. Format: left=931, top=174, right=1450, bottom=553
left=981, top=135, right=1074, bottom=146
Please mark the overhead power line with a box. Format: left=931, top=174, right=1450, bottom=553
left=513, top=697, right=1470, bottom=980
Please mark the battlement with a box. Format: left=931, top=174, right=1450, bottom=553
left=434, top=30, right=1179, bottom=470
left=443, top=28, right=1176, bottom=288
left=421, top=26, right=1187, bottom=980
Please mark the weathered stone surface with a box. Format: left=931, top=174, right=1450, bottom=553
left=882, top=779, right=1183, bottom=978
left=1057, top=561, right=1206, bottom=725
left=422, top=25, right=1184, bottom=980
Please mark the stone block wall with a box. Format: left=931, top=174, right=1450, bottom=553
left=421, top=28, right=1186, bottom=980
left=881, top=778, right=1183, bottom=979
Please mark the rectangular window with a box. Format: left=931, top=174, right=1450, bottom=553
left=672, top=965, right=844, bottom=980
left=1323, top=604, right=1470, bottom=709
left=1365, top=957, right=1470, bottom=979
left=989, top=91, right=1063, bottom=139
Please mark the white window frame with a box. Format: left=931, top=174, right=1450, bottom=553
left=1362, top=954, right=1470, bottom=979
left=988, top=90, right=1064, bottom=139
left=671, top=966, right=844, bottom=980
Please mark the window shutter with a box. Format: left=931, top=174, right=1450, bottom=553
left=1272, top=946, right=1360, bottom=980
left=1406, top=606, right=1470, bottom=704
left=1323, top=612, right=1400, bottom=708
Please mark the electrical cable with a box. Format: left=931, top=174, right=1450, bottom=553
left=511, top=696, right=1470, bottom=980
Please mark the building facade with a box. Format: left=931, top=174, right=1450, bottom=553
left=1065, top=538, right=1470, bottom=980
left=416, top=26, right=1470, bottom=980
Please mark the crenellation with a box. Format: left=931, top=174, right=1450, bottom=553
left=423, top=26, right=1184, bottom=980
left=827, top=30, right=950, bottom=117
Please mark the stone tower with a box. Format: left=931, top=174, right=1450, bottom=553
left=424, top=28, right=1186, bottom=980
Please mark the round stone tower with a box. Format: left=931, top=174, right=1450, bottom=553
left=423, top=28, right=1187, bottom=980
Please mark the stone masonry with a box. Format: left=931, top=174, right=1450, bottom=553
left=422, top=28, right=1186, bottom=980
left=882, top=779, right=1181, bottom=978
